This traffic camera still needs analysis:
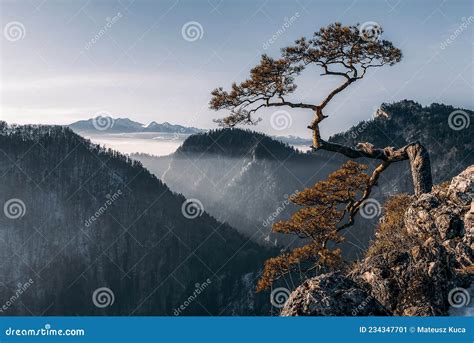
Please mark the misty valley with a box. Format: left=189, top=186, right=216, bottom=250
left=1, top=3, right=473, bottom=330
left=0, top=100, right=472, bottom=316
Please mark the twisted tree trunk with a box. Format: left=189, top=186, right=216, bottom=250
left=406, top=143, right=433, bottom=195
left=315, top=140, right=433, bottom=197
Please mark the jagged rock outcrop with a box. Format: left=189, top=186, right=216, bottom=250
left=281, top=165, right=473, bottom=316
left=280, top=272, right=388, bottom=316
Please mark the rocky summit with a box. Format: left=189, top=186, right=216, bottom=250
left=282, top=165, right=474, bottom=316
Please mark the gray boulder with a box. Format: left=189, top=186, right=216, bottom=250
left=281, top=272, right=388, bottom=316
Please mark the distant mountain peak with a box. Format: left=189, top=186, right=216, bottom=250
left=69, top=117, right=202, bottom=134
left=146, top=121, right=159, bottom=127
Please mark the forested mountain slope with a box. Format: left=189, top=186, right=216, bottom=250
left=134, top=101, right=473, bottom=257
left=0, top=123, right=272, bottom=315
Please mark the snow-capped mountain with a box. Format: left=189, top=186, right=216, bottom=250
left=142, top=121, right=201, bottom=134
left=69, top=117, right=202, bottom=134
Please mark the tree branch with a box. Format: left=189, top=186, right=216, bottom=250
left=336, top=161, right=391, bottom=232
left=267, top=100, right=318, bottom=111
left=316, top=140, right=432, bottom=233
left=318, top=78, right=355, bottom=110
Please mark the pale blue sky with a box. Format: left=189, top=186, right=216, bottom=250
left=0, top=0, right=472, bottom=138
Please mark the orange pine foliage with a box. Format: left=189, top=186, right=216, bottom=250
left=257, top=160, right=370, bottom=291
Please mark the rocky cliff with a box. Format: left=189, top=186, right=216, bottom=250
left=281, top=166, right=473, bottom=316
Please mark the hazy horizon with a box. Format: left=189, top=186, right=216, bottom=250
left=1, top=0, right=473, bottom=140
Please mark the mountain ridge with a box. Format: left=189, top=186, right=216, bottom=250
left=133, top=100, right=473, bottom=254
left=0, top=121, right=273, bottom=315
left=69, top=117, right=203, bottom=134
left=68, top=117, right=314, bottom=150
left=329, top=100, right=473, bottom=181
